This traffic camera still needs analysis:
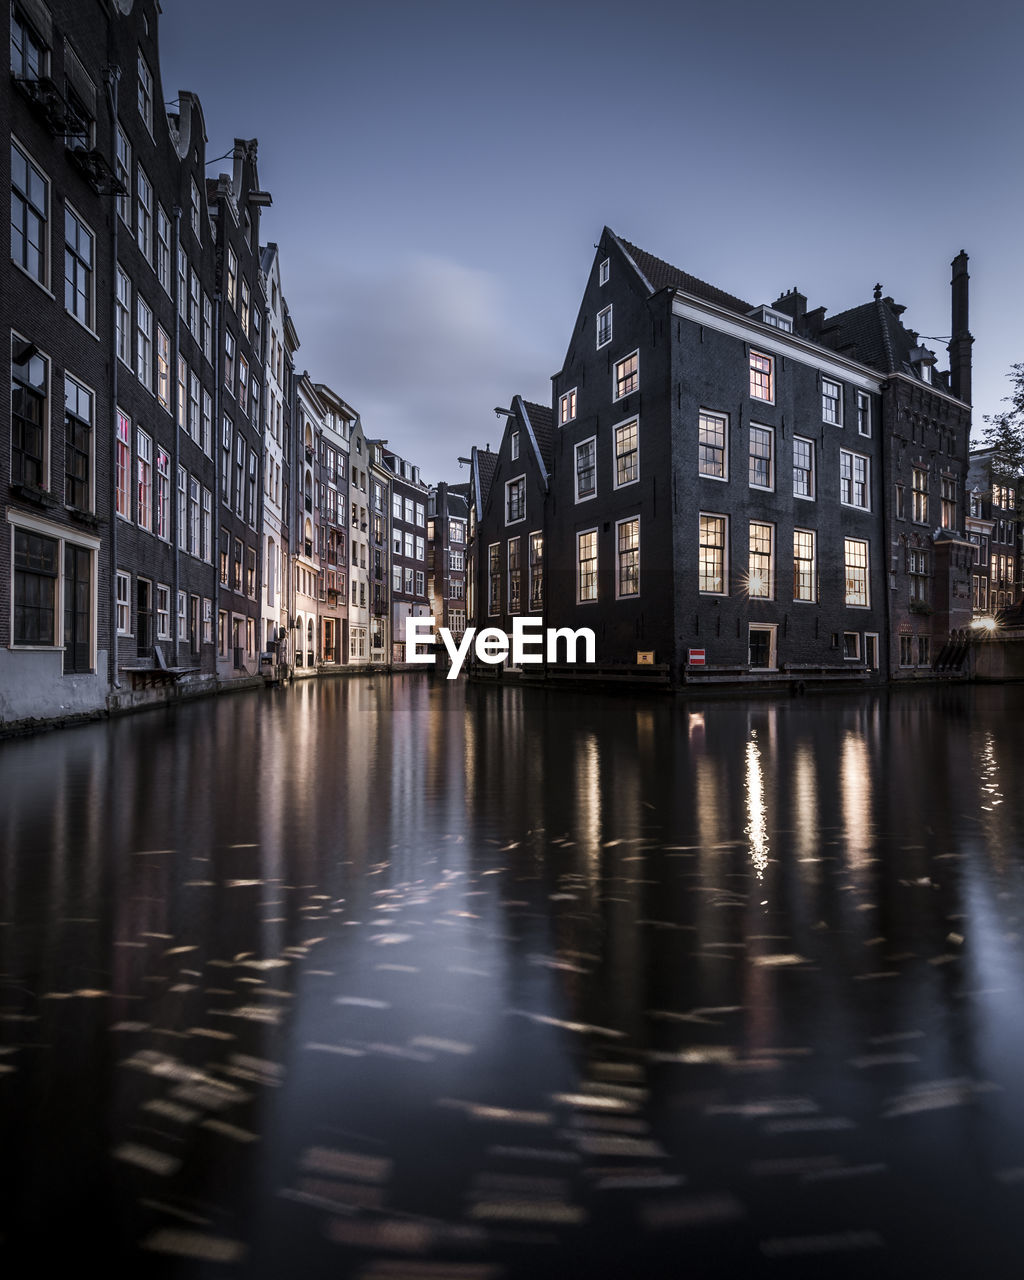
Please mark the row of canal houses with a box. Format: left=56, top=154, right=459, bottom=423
left=1, top=0, right=472, bottom=728
left=463, top=228, right=1018, bottom=687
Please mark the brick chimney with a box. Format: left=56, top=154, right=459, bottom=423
left=948, top=251, right=973, bottom=405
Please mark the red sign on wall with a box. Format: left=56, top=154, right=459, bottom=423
left=688, top=649, right=706, bottom=666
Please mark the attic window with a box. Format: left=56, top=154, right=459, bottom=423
left=511, top=431, right=519, bottom=461
left=599, top=258, right=610, bottom=286
left=750, top=305, right=792, bottom=333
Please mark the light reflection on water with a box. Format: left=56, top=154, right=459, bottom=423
left=2, top=679, right=1024, bottom=1277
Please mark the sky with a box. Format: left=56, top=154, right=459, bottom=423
left=158, top=0, right=1024, bottom=485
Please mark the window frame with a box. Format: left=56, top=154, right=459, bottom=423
left=793, top=528, right=816, bottom=603
left=613, top=417, right=639, bottom=489
left=64, top=202, right=95, bottom=330
left=839, top=448, right=870, bottom=510
left=574, top=436, right=597, bottom=503
left=793, top=435, right=815, bottom=500
left=749, top=350, right=774, bottom=404
left=596, top=305, right=612, bottom=349
left=747, top=521, right=774, bottom=600
left=699, top=513, right=729, bottom=596
left=748, top=423, right=774, bottom=492
left=698, top=409, right=728, bottom=481
left=559, top=388, right=577, bottom=425
left=844, top=537, right=870, bottom=608
left=822, top=377, right=843, bottom=426
left=613, top=350, right=639, bottom=401
left=11, top=137, right=50, bottom=289
left=577, top=528, right=599, bottom=604
left=615, top=516, right=640, bottom=600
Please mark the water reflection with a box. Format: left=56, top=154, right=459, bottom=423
left=2, top=681, right=1024, bottom=1277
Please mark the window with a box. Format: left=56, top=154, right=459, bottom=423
left=614, top=351, right=639, bottom=400
left=404, top=497, right=415, bottom=523
left=577, top=530, right=598, bottom=602
left=918, top=636, right=931, bottom=666
left=116, top=571, right=131, bottom=635
left=233, top=539, right=243, bottom=593
left=64, top=206, right=93, bottom=327
left=136, top=296, right=153, bottom=390
left=844, top=538, right=869, bottom=606
left=177, top=590, right=187, bottom=640
left=857, top=391, right=871, bottom=436
left=909, top=548, right=929, bottom=601
left=749, top=425, right=774, bottom=490
left=226, top=245, right=237, bottom=308
left=176, top=246, right=187, bottom=315
left=156, top=585, right=170, bottom=639
left=136, top=165, right=152, bottom=260
left=698, top=411, right=728, bottom=480
left=899, top=635, right=914, bottom=667
left=225, top=330, right=235, bottom=392
left=176, top=356, right=187, bottom=430
left=488, top=543, right=500, bottom=615
left=10, top=9, right=47, bottom=79
left=508, top=536, right=521, bottom=613
left=115, top=268, right=131, bottom=365
left=529, top=532, right=544, bottom=610
left=416, top=503, right=425, bottom=526
left=575, top=438, right=596, bottom=501
left=203, top=598, right=213, bottom=644
left=616, top=518, right=639, bottom=598
left=202, top=390, right=212, bottom=456
left=895, top=483, right=905, bottom=520
left=12, top=340, right=48, bottom=489
left=155, top=327, right=170, bottom=409
left=792, top=436, right=814, bottom=499
left=941, top=476, right=957, bottom=529
left=599, top=258, right=610, bottom=285
left=822, top=378, right=842, bottom=425
left=404, top=531, right=414, bottom=559
left=416, top=535, right=425, bottom=560
left=843, top=632, right=861, bottom=661
left=240, top=278, right=250, bottom=337
left=559, top=389, right=577, bottom=424
left=506, top=476, right=525, bottom=523
left=840, top=450, right=869, bottom=509
left=156, top=448, right=170, bottom=540
left=64, top=377, right=92, bottom=511
left=115, top=410, right=131, bottom=518
left=238, top=355, right=249, bottom=414
left=11, top=141, right=48, bottom=285
left=747, top=522, right=773, bottom=598
left=793, top=529, right=816, bottom=602
left=138, top=51, right=153, bottom=131
left=136, top=429, right=152, bottom=531
left=177, top=466, right=188, bottom=549
left=749, top=351, right=773, bottom=402
left=510, top=430, right=519, bottom=461
left=450, top=519, right=464, bottom=543
left=190, top=178, right=202, bottom=241
left=12, top=529, right=52, bottom=645
left=189, top=269, right=200, bottom=340
left=115, top=126, right=130, bottom=225
left=597, top=305, right=612, bottom=348
left=912, top=468, right=928, bottom=522
left=392, top=565, right=402, bottom=592
left=614, top=419, right=639, bottom=487
left=248, top=451, right=258, bottom=528
left=202, top=294, right=213, bottom=363
left=699, top=514, right=728, bottom=595
left=156, top=206, right=170, bottom=292
left=246, top=546, right=256, bottom=598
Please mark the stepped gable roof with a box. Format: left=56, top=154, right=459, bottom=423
left=521, top=399, right=554, bottom=472
left=614, top=233, right=753, bottom=316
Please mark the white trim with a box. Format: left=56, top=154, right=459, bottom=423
left=612, top=415, right=639, bottom=490
left=748, top=349, right=775, bottom=406
left=596, top=305, right=612, bottom=350
left=504, top=473, right=526, bottom=526
left=792, top=434, right=816, bottom=501
left=698, top=408, right=729, bottom=482
left=822, top=376, right=843, bottom=426
left=748, top=422, right=775, bottom=492
left=698, top=511, right=729, bottom=596
left=671, top=295, right=885, bottom=393
left=559, top=387, right=578, bottom=426
left=599, top=258, right=610, bottom=285
left=613, top=349, right=639, bottom=402
left=576, top=526, right=599, bottom=604
left=748, top=622, right=778, bottom=671
left=839, top=448, right=871, bottom=511
left=574, top=435, right=597, bottom=504
left=614, top=515, right=640, bottom=601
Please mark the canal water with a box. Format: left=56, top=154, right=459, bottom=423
left=2, top=678, right=1024, bottom=1276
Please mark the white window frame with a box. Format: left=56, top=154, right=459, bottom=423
left=840, top=449, right=870, bottom=510
left=698, top=409, right=728, bottom=481
left=505, top=474, right=526, bottom=525
left=574, top=436, right=597, bottom=503
left=116, top=570, right=131, bottom=635
left=844, top=537, right=870, bottom=608
left=615, top=516, right=640, bottom=600
left=793, top=528, right=816, bottom=603
left=748, top=423, right=774, bottom=492
left=748, top=623, right=777, bottom=671
left=747, top=521, right=774, bottom=600
left=856, top=391, right=871, bottom=437
left=613, top=417, right=639, bottom=489
left=577, top=528, right=598, bottom=604
left=843, top=631, right=861, bottom=661
left=699, top=513, right=729, bottom=596
left=599, top=258, right=610, bottom=285
left=559, top=388, right=577, bottom=425
left=822, top=377, right=843, bottom=426
left=749, top=350, right=774, bottom=404
left=64, top=201, right=95, bottom=330
left=596, top=305, right=612, bottom=349
left=793, top=435, right=815, bottom=500
left=613, top=350, right=639, bottom=401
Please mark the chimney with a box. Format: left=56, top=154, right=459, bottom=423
left=772, top=287, right=807, bottom=322
left=948, top=250, right=973, bottom=405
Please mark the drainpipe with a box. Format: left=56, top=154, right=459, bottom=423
left=105, top=65, right=121, bottom=689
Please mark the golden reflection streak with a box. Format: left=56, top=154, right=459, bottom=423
left=793, top=745, right=820, bottom=880
left=840, top=731, right=872, bottom=870
left=745, top=730, right=769, bottom=880
left=576, top=731, right=602, bottom=879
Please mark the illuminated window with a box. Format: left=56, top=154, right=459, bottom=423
left=941, top=476, right=957, bottom=529
left=136, top=428, right=152, bottom=531
left=616, top=518, right=639, bottom=598
left=844, top=538, right=869, bottom=606
left=529, top=532, right=543, bottom=610
left=577, top=529, right=598, bottom=602
left=488, top=543, right=500, bottom=615
left=912, top=467, right=928, bottom=522
left=747, top=522, right=773, bottom=598
left=614, top=351, right=638, bottom=400
left=508, top=536, right=521, bottom=613
left=699, top=514, right=727, bottom=595
left=559, top=388, right=577, bottom=424
left=749, top=351, right=773, bottom=402
left=115, top=410, right=131, bottom=518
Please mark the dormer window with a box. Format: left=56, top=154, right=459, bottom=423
left=909, top=345, right=936, bottom=385
left=749, top=305, right=793, bottom=333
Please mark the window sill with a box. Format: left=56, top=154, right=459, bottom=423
left=66, top=311, right=101, bottom=342
left=10, top=259, right=55, bottom=299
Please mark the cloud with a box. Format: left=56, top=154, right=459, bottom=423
left=290, top=254, right=552, bottom=484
